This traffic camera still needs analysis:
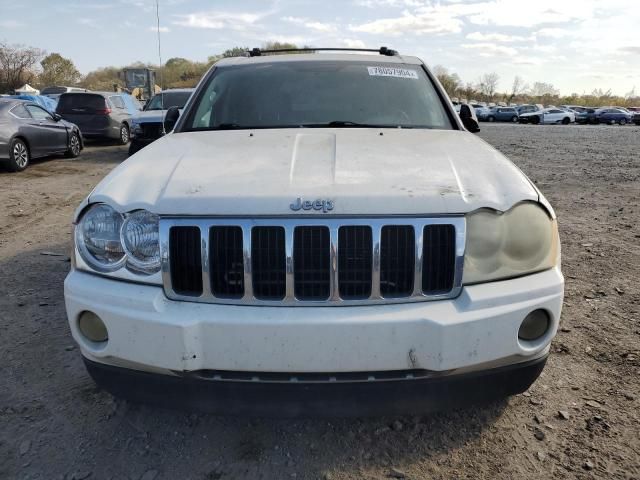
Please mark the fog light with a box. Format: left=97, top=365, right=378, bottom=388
left=518, top=309, right=550, bottom=341
left=78, top=311, right=108, bottom=343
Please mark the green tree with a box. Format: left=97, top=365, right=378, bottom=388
left=38, top=53, right=81, bottom=87
left=222, top=46, right=248, bottom=58
left=261, top=41, right=298, bottom=54
left=80, top=66, right=122, bottom=91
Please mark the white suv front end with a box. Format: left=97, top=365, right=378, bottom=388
left=64, top=49, right=563, bottom=416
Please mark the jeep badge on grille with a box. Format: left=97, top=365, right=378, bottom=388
left=290, top=198, right=334, bottom=213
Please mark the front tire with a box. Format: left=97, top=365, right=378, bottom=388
left=511, top=116, right=518, bottom=122
left=487, top=116, right=495, bottom=122
left=7, top=138, right=30, bottom=172
left=562, top=117, right=570, bottom=125
left=531, top=116, right=540, bottom=125
left=118, top=123, right=130, bottom=145
left=65, top=132, right=82, bottom=158
left=619, top=118, right=627, bottom=125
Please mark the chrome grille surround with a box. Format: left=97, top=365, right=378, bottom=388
left=160, top=216, right=466, bottom=306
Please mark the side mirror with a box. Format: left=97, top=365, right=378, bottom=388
left=459, top=104, right=480, bottom=133
left=52, top=113, right=62, bottom=122
left=163, top=106, right=180, bottom=133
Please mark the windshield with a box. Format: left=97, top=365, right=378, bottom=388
left=183, top=61, right=453, bottom=131
left=146, top=91, right=192, bottom=111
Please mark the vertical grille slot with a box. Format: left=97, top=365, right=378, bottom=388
left=169, top=226, right=202, bottom=296
left=294, top=226, right=330, bottom=300
left=210, top=226, right=244, bottom=298
left=338, top=226, right=372, bottom=299
left=251, top=227, right=286, bottom=300
left=422, top=224, right=456, bottom=295
left=380, top=226, right=415, bottom=297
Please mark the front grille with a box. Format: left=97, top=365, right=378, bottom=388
left=338, top=226, right=372, bottom=299
left=140, top=122, right=163, bottom=139
left=380, top=226, right=415, bottom=297
left=169, top=226, right=202, bottom=296
left=294, top=226, right=330, bottom=300
left=251, top=227, right=286, bottom=300
left=161, top=218, right=463, bottom=305
left=210, top=226, right=244, bottom=298
left=422, top=225, right=456, bottom=294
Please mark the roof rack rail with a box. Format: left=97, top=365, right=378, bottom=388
left=248, top=46, right=399, bottom=57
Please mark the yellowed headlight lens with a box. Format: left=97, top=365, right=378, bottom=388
left=463, top=202, right=558, bottom=284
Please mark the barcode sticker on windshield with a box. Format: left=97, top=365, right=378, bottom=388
left=367, top=66, right=419, bottom=79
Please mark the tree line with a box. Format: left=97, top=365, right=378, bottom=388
left=0, top=41, right=297, bottom=94
left=432, top=65, right=639, bottom=107
left=1, top=41, right=637, bottom=107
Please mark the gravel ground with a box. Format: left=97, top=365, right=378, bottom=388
left=1, top=125, right=639, bottom=480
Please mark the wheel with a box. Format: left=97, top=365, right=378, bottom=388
left=619, top=118, right=627, bottom=125
left=118, top=123, right=130, bottom=145
left=562, top=117, right=570, bottom=125
left=65, top=131, right=82, bottom=158
left=511, top=116, right=518, bottom=122
left=531, top=116, right=540, bottom=125
left=7, top=138, right=29, bottom=172
left=487, top=116, right=495, bottom=122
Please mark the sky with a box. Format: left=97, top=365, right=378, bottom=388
left=2, top=0, right=640, bottom=96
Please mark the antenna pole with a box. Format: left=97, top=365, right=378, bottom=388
left=156, top=0, right=165, bottom=131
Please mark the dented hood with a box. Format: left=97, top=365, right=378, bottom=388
left=86, top=128, right=538, bottom=217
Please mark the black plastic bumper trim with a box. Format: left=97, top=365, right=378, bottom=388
left=83, top=355, right=547, bottom=417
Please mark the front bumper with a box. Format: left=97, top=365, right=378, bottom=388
left=83, top=353, right=548, bottom=416
left=128, top=137, right=156, bottom=155
left=64, top=267, right=563, bottom=375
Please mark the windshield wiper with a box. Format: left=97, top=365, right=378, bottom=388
left=300, top=121, right=410, bottom=128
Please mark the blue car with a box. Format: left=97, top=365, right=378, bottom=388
left=485, top=107, right=519, bottom=123
left=595, top=108, right=633, bottom=125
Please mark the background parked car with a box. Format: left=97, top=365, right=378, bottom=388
left=595, top=108, right=633, bottom=125
left=0, top=99, right=82, bottom=172
left=129, top=88, right=194, bottom=155
left=475, top=105, right=491, bottom=120
left=560, top=105, right=586, bottom=113
left=56, top=92, right=142, bottom=144
left=575, top=108, right=598, bottom=124
left=8, top=94, right=58, bottom=113
left=518, top=108, right=575, bottom=125
left=516, top=104, right=539, bottom=115
left=486, top=107, right=519, bottom=122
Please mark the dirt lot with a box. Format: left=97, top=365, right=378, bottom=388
left=1, top=125, right=639, bottom=480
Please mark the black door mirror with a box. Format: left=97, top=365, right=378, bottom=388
left=52, top=113, right=62, bottom=122
left=459, top=104, right=480, bottom=133
left=164, top=106, right=180, bottom=133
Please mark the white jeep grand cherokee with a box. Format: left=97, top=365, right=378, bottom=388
left=64, top=48, right=563, bottom=416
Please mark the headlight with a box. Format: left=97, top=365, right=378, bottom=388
left=131, top=123, right=142, bottom=137
left=121, top=210, right=160, bottom=274
left=75, top=204, right=161, bottom=276
left=463, top=202, right=559, bottom=284
left=75, top=204, right=125, bottom=272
